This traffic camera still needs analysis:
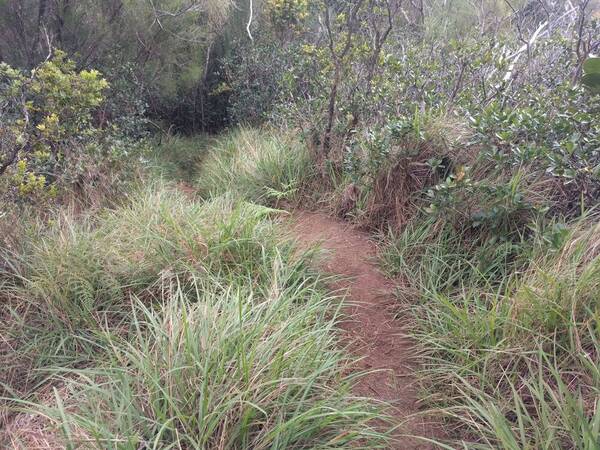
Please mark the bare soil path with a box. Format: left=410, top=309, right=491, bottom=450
left=289, top=211, right=437, bottom=450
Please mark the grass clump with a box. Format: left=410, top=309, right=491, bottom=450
left=7, top=270, right=383, bottom=449
left=149, top=134, right=210, bottom=182
left=1, top=184, right=386, bottom=448
left=381, top=216, right=600, bottom=449
left=196, top=128, right=313, bottom=205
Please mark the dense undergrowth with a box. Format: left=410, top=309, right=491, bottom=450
left=166, top=127, right=600, bottom=448
left=188, top=123, right=600, bottom=448
left=379, top=211, right=600, bottom=448
left=3, top=120, right=600, bottom=447
left=217, top=6, right=600, bottom=446
left=0, top=181, right=386, bottom=448
left=196, top=128, right=314, bottom=206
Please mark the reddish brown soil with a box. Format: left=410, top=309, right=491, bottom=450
left=290, top=211, right=437, bottom=449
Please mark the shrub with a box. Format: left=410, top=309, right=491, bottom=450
left=224, top=8, right=599, bottom=233
left=0, top=52, right=108, bottom=200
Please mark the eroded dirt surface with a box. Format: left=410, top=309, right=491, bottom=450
left=289, top=211, right=438, bottom=450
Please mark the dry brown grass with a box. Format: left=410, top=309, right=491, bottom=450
left=0, top=382, right=93, bottom=450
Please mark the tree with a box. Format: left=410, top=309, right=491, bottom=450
left=0, top=0, right=236, bottom=131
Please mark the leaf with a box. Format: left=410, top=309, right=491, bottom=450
left=581, top=73, right=600, bottom=94
left=583, top=57, right=600, bottom=75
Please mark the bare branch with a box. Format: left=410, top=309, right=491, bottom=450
left=247, top=0, right=254, bottom=41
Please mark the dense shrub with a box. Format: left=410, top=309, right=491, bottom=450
left=0, top=52, right=107, bottom=199
left=1, top=2, right=599, bottom=448
left=0, top=0, right=240, bottom=132
left=224, top=3, right=599, bottom=233
left=0, top=52, right=149, bottom=210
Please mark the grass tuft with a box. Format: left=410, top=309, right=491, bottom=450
left=196, top=128, right=314, bottom=205
left=381, top=215, right=600, bottom=449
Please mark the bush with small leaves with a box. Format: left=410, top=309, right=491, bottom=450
left=0, top=51, right=108, bottom=202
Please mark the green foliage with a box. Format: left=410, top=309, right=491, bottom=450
left=0, top=0, right=238, bottom=132
left=27, top=283, right=383, bottom=448
left=0, top=51, right=153, bottom=210
left=224, top=4, right=600, bottom=233
left=582, top=56, right=600, bottom=95
left=196, top=128, right=313, bottom=205
left=426, top=170, right=537, bottom=238
left=0, top=184, right=386, bottom=448
left=381, top=211, right=600, bottom=448
left=149, top=134, right=210, bottom=182
left=0, top=52, right=108, bottom=200
left=1, top=1, right=599, bottom=447
left=224, top=38, right=312, bottom=125
left=266, top=0, right=310, bottom=31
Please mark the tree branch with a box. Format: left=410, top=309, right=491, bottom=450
left=247, top=0, right=254, bottom=41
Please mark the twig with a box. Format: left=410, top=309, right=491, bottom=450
left=247, top=0, right=254, bottom=41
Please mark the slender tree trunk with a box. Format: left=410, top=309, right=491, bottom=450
left=55, top=0, right=71, bottom=47
left=201, top=42, right=213, bottom=132
left=322, top=69, right=340, bottom=157
left=31, top=0, right=49, bottom=62
left=320, top=0, right=364, bottom=159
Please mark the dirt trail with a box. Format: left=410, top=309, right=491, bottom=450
left=290, top=211, right=436, bottom=449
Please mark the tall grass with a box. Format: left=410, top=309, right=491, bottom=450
left=7, top=272, right=385, bottom=449
left=149, top=134, right=210, bottom=182
left=1, top=184, right=386, bottom=448
left=382, top=216, right=600, bottom=449
left=196, top=128, right=313, bottom=205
